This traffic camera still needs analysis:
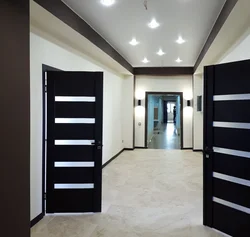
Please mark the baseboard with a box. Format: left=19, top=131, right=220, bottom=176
left=135, top=146, right=148, bottom=149
left=181, top=147, right=193, bottom=150
left=193, top=149, right=203, bottom=152
left=31, top=213, right=44, bottom=227
left=124, top=148, right=134, bottom=151
left=102, top=148, right=124, bottom=168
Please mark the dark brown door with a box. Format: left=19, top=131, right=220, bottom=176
left=46, top=71, right=103, bottom=213
left=204, top=60, right=250, bottom=236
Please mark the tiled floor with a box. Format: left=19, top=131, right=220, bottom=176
left=148, top=123, right=181, bottom=149
left=31, top=149, right=224, bottom=237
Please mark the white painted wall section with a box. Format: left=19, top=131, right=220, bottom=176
left=220, top=31, right=250, bottom=63
left=193, top=74, right=204, bottom=150
left=122, top=75, right=134, bottom=149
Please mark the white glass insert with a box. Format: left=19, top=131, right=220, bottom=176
left=55, top=96, right=95, bottom=102
left=213, top=147, right=250, bottom=159
left=213, top=197, right=250, bottom=214
left=54, top=184, right=94, bottom=189
left=54, top=162, right=95, bottom=167
left=214, top=94, right=250, bottom=101
left=55, top=118, right=95, bottom=124
left=213, top=122, right=250, bottom=129
left=213, top=172, right=250, bottom=187
left=55, top=140, right=95, bottom=145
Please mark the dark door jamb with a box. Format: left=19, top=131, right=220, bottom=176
left=42, top=64, right=62, bottom=216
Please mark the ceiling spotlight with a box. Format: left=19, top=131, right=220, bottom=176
left=100, top=0, right=115, bottom=7
left=142, top=57, right=150, bottom=63
left=176, top=36, right=186, bottom=44
left=129, top=38, right=139, bottom=46
left=176, top=57, right=183, bottom=63
left=157, top=49, right=165, bottom=56
left=148, top=18, right=160, bottom=29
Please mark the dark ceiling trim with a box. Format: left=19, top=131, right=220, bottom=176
left=134, top=67, right=194, bottom=76
left=194, top=0, right=238, bottom=72
left=34, top=0, right=133, bottom=74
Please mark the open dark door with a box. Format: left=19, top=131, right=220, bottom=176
left=204, top=60, right=250, bottom=236
left=46, top=71, right=103, bottom=213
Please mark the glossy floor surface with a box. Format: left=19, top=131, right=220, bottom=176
left=31, top=149, right=224, bottom=237
left=148, top=123, right=181, bottom=149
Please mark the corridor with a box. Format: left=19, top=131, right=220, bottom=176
left=148, top=123, right=181, bottom=149
left=31, top=149, right=223, bottom=237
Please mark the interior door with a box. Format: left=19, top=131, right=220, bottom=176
left=204, top=60, right=250, bottom=236
left=46, top=71, right=103, bottom=213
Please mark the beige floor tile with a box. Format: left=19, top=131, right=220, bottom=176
left=31, top=149, right=224, bottom=237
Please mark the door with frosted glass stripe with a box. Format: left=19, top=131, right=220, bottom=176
left=46, top=71, right=103, bottom=213
left=204, top=60, right=250, bottom=237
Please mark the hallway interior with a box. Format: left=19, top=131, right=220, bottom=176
left=148, top=123, right=181, bottom=150
left=31, top=149, right=223, bottom=237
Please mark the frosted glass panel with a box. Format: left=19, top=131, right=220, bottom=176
left=55, top=162, right=95, bottom=167
left=55, top=118, right=95, bottom=124
left=214, top=94, right=250, bottom=101
left=55, top=96, right=95, bottom=102
left=213, top=172, right=250, bottom=187
left=213, top=197, right=250, bottom=214
left=54, top=184, right=94, bottom=189
left=55, top=140, right=95, bottom=145
left=213, top=147, right=250, bottom=159
left=213, top=122, right=250, bottom=129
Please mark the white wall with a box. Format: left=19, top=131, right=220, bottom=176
left=30, top=32, right=133, bottom=220
left=220, top=31, right=250, bottom=63
left=135, top=75, right=193, bottom=148
left=193, top=74, right=204, bottom=150
left=122, top=75, right=134, bottom=149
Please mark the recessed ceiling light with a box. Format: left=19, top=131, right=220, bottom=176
left=142, top=57, right=150, bottom=63
left=129, top=38, right=139, bottom=46
left=176, top=57, right=183, bottom=63
left=176, top=36, right=186, bottom=44
left=100, top=0, right=115, bottom=7
left=148, top=18, right=160, bottom=29
left=157, top=49, right=165, bottom=56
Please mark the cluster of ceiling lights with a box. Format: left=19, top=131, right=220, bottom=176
left=100, top=0, right=186, bottom=64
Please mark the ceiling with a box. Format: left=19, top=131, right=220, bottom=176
left=62, top=0, right=226, bottom=67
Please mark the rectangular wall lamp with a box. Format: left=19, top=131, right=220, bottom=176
left=138, top=100, right=142, bottom=106
left=187, top=100, right=191, bottom=107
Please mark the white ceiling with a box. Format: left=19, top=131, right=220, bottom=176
left=63, top=0, right=226, bottom=67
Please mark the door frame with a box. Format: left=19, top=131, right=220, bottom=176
left=144, top=91, right=184, bottom=149
left=42, top=64, right=62, bottom=215
left=203, top=66, right=214, bottom=227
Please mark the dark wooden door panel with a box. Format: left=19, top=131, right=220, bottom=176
left=54, top=124, right=95, bottom=139
left=204, top=60, right=250, bottom=236
left=55, top=102, right=95, bottom=118
left=213, top=203, right=250, bottom=237
left=47, top=71, right=103, bottom=213
left=53, top=146, right=95, bottom=162
left=214, top=100, right=250, bottom=123
left=213, top=153, right=250, bottom=181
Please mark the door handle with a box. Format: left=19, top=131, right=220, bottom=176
left=204, top=147, right=213, bottom=159
left=91, top=141, right=103, bottom=150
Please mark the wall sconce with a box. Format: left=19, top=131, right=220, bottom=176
left=138, top=100, right=142, bottom=106
left=187, top=100, right=191, bottom=107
